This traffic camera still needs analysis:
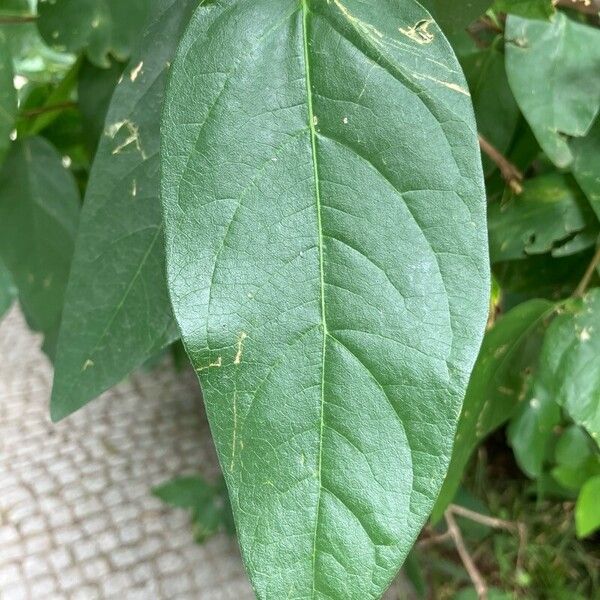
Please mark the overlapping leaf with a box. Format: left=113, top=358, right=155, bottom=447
left=572, top=117, right=600, bottom=221
left=0, top=137, right=80, bottom=357
left=50, top=0, right=198, bottom=421
left=0, top=30, right=16, bottom=165
left=505, top=13, right=600, bottom=168
left=162, top=0, right=489, bottom=597
left=488, top=174, right=598, bottom=262
left=529, top=289, right=600, bottom=449
left=432, top=299, right=554, bottom=520
left=37, top=0, right=150, bottom=67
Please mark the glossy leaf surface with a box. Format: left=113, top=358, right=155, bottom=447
left=162, top=1, right=489, bottom=597
left=505, top=13, right=600, bottom=168
left=50, top=0, right=197, bottom=421
left=0, top=137, right=79, bottom=357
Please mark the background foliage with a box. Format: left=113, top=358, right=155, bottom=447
left=0, top=0, right=599, bottom=598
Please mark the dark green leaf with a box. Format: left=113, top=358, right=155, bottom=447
left=421, top=0, right=493, bottom=33
left=50, top=0, right=197, bottom=421
left=0, top=137, right=79, bottom=357
left=0, top=257, right=17, bottom=319
left=576, top=475, right=600, bottom=537
left=37, top=0, right=150, bottom=68
left=77, top=57, right=124, bottom=151
left=162, top=1, right=489, bottom=597
left=488, top=174, right=598, bottom=263
left=554, top=425, right=593, bottom=468
left=0, top=30, right=16, bottom=164
left=508, top=394, right=561, bottom=478
left=153, top=476, right=214, bottom=509
left=432, top=299, right=554, bottom=520
left=460, top=42, right=520, bottom=176
left=530, top=289, right=600, bottom=448
left=571, top=117, right=600, bottom=221
left=493, top=0, right=555, bottom=19
left=505, top=13, right=600, bottom=168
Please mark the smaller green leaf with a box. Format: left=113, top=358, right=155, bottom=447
left=575, top=475, right=600, bottom=537
left=153, top=476, right=214, bottom=509
left=432, top=299, right=554, bottom=520
left=571, top=117, right=600, bottom=222
left=488, top=174, right=598, bottom=263
left=37, top=0, right=150, bottom=68
left=421, top=0, right=493, bottom=33
left=77, top=57, right=124, bottom=151
left=508, top=394, right=561, bottom=478
left=493, top=0, right=555, bottom=19
left=531, top=289, right=600, bottom=448
left=0, top=137, right=79, bottom=357
left=505, top=13, right=600, bottom=167
left=461, top=42, right=520, bottom=176
left=554, top=425, right=593, bottom=468
left=0, top=30, right=16, bottom=165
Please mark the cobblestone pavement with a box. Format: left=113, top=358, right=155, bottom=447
left=0, top=308, right=253, bottom=599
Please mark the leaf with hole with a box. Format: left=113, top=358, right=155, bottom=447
left=505, top=13, right=600, bottom=168
left=161, top=1, right=489, bottom=597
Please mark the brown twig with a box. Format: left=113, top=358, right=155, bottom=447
left=445, top=510, right=488, bottom=600
left=21, top=101, right=77, bottom=118
left=0, top=14, right=37, bottom=24
left=448, top=504, right=516, bottom=531
left=478, top=134, right=524, bottom=194
left=573, top=244, right=600, bottom=298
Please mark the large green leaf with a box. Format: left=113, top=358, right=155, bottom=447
left=505, top=13, right=600, bottom=168
left=37, top=0, right=150, bottom=67
left=488, top=174, right=599, bottom=263
left=530, top=289, right=600, bottom=449
left=432, top=299, right=554, bottom=521
left=162, top=1, right=489, bottom=597
left=571, top=117, right=600, bottom=221
left=0, top=137, right=79, bottom=357
left=0, top=30, right=16, bottom=165
left=50, top=0, right=197, bottom=421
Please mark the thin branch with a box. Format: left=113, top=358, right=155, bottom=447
left=445, top=510, right=488, bottom=600
left=21, top=101, right=77, bottom=118
left=0, top=14, right=37, bottom=24
left=573, top=244, right=600, bottom=298
left=448, top=504, right=516, bottom=532
left=478, top=134, right=524, bottom=194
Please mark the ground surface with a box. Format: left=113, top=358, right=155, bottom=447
left=0, top=307, right=253, bottom=599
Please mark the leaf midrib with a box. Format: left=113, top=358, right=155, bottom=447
left=300, top=1, right=327, bottom=596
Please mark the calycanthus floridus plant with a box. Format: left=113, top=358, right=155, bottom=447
left=3, top=0, right=494, bottom=598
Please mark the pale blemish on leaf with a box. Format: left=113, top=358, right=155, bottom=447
left=399, top=19, right=434, bottom=45
left=82, top=359, right=95, bottom=371
left=130, top=61, right=143, bottom=82
left=196, top=356, right=222, bottom=372
left=234, top=331, right=247, bottom=365
left=107, top=120, right=147, bottom=159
